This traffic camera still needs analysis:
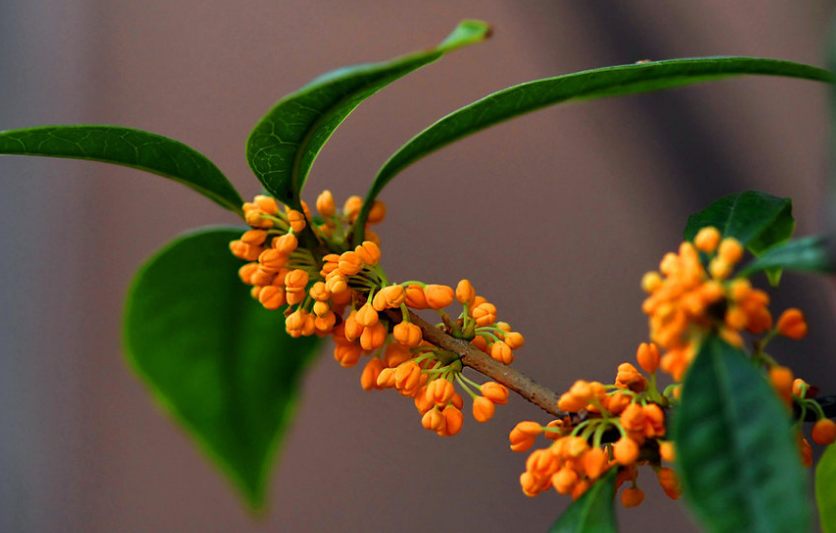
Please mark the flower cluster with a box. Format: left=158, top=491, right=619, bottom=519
left=512, top=343, right=678, bottom=505
left=512, top=227, right=834, bottom=505
left=229, top=191, right=524, bottom=436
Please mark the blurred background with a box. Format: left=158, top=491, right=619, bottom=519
left=1, top=1, right=835, bottom=531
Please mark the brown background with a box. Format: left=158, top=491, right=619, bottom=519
left=2, top=1, right=835, bottom=532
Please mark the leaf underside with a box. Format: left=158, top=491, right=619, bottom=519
left=0, top=125, right=243, bottom=214
left=549, top=468, right=617, bottom=533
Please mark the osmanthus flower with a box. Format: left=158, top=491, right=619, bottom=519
left=229, top=190, right=525, bottom=436
left=512, top=342, right=680, bottom=505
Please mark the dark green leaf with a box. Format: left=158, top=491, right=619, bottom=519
left=246, top=20, right=491, bottom=209
left=0, top=125, right=243, bottom=214
left=123, top=227, right=321, bottom=509
left=674, top=335, right=811, bottom=533
left=739, top=234, right=836, bottom=277
left=816, top=444, right=836, bottom=533
left=549, top=469, right=617, bottom=533
left=684, top=191, right=795, bottom=285
left=358, top=58, right=832, bottom=236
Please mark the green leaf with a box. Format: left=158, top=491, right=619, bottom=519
left=357, top=57, right=832, bottom=237
left=549, top=469, right=617, bottom=533
left=739, top=234, right=836, bottom=277
left=123, top=227, right=321, bottom=510
left=816, top=444, right=836, bottom=533
left=0, top=125, right=243, bottom=214
left=246, top=20, right=491, bottom=209
left=684, top=191, right=795, bottom=285
left=673, top=335, right=811, bottom=533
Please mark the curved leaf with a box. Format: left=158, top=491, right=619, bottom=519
left=739, top=234, right=835, bottom=277
left=816, top=444, right=836, bottom=533
left=357, top=58, right=831, bottom=239
left=246, top=20, right=491, bottom=209
left=549, top=469, right=617, bottom=533
left=673, top=335, right=810, bottom=533
left=685, top=191, right=795, bottom=285
left=123, top=227, right=321, bottom=510
left=0, top=125, right=243, bottom=214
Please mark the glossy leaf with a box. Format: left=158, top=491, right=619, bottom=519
left=739, top=234, right=835, bottom=277
left=684, top=191, right=795, bottom=285
left=549, top=469, right=617, bottom=533
left=358, top=58, right=832, bottom=236
left=246, top=20, right=491, bottom=209
left=0, top=125, right=243, bottom=214
left=673, top=335, right=810, bottom=533
left=123, top=227, right=321, bottom=509
left=816, top=444, right=836, bottom=533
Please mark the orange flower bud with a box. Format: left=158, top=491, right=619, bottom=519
left=659, top=441, right=676, bottom=463
left=657, top=467, right=681, bottom=499
left=451, top=392, right=464, bottom=410
left=456, top=279, right=476, bottom=306
left=383, top=343, right=412, bottom=368
left=770, top=366, right=794, bottom=408
left=424, top=284, right=455, bottom=309
left=607, top=392, right=631, bottom=415
left=316, top=190, right=336, bottom=217
left=259, top=248, right=289, bottom=272
left=253, top=195, right=279, bottom=215
left=338, top=251, right=364, bottom=276
left=355, top=303, right=379, bottom=327
left=245, top=209, right=273, bottom=229
left=309, top=282, right=331, bottom=302
left=422, top=408, right=445, bottom=431
left=284, top=269, right=309, bottom=289
left=258, top=286, right=286, bottom=310
left=636, top=342, right=660, bottom=374
left=287, top=209, right=307, bottom=232
left=718, top=237, right=744, bottom=265
left=800, top=435, right=813, bottom=467
left=343, top=196, right=363, bottom=221
left=393, top=321, right=422, bottom=347
left=354, top=241, right=381, bottom=267
left=490, top=341, right=514, bottom=365
left=694, top=226, right=721, bottom=253
left=509, top=421, right=543, bottom=452
left=272, top=233, right=298, bottom=255
left=413, top=386, right=434, bottom=414
left=582, top=447, right=609, bottom=480
left=441, top=405, right=464, bottom=437
left=505, top=332, right=525, bottom=350
left=376, top=367, right=396, bottom=389
left=777, top=308, right=808, bottom=340
left=366, top=200, right=387, bottom=225
left=250, top=286, right=262, bottom=299
left=472, top=396, right=496, bottom=422
left=238, top=262, right=259, bottom=284
left=551, top=467, right=579, bottom=495
left=812, top=419, right=836, bottom=445
left=334, top=342, right=362, bottom=367
left=616, top=363, right=648, bottom=392
left=361, top=358, right=385, bottom=391
left=471, top=335, right=489, bottom=353
left=241, top=229, right=268, bottom=246
left=314, top=311, right=336, bottom=333
left=792, top=378, right=809, bottom=397
left=373, top=285, right=406, bottom=311
left=708, top=258, right=733, bottom=280
left=613, top=437, right=639, bottom=465
left=640, top=271, right=662, bottom=293
left=404, top=285, right=429, bottom=309
left=472, top=302, right=497, bottom=327
left=360, top=322, right=387, bottom=351
left=324, top=275, right=348, bottom=295
left=571, top=479, right=591, bottom=500
left=481, top=382, right=509, bottom=405
left=621, top=487, right=644, bottom=508
left=251, top=267, right=276, bottom=287
left=365, top=229, right=381, bottom=247
left=426, top=379, right=455, bottom=407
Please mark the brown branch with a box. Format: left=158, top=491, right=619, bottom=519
left=388, top=309, right=566, bottom=418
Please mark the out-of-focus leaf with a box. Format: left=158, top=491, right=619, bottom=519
left=549, top=469, right=617, bottom=533
left=674, top=335, right=810, bottom=533
left=739, top=234, right=835, bottom=277
left=816, top=444, right=836, bottom=533
left=123, top=227, right=321, bottom=509
left=684, top=191, right=795, bottom=285
left=0, top=125, right=243, bottom=214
